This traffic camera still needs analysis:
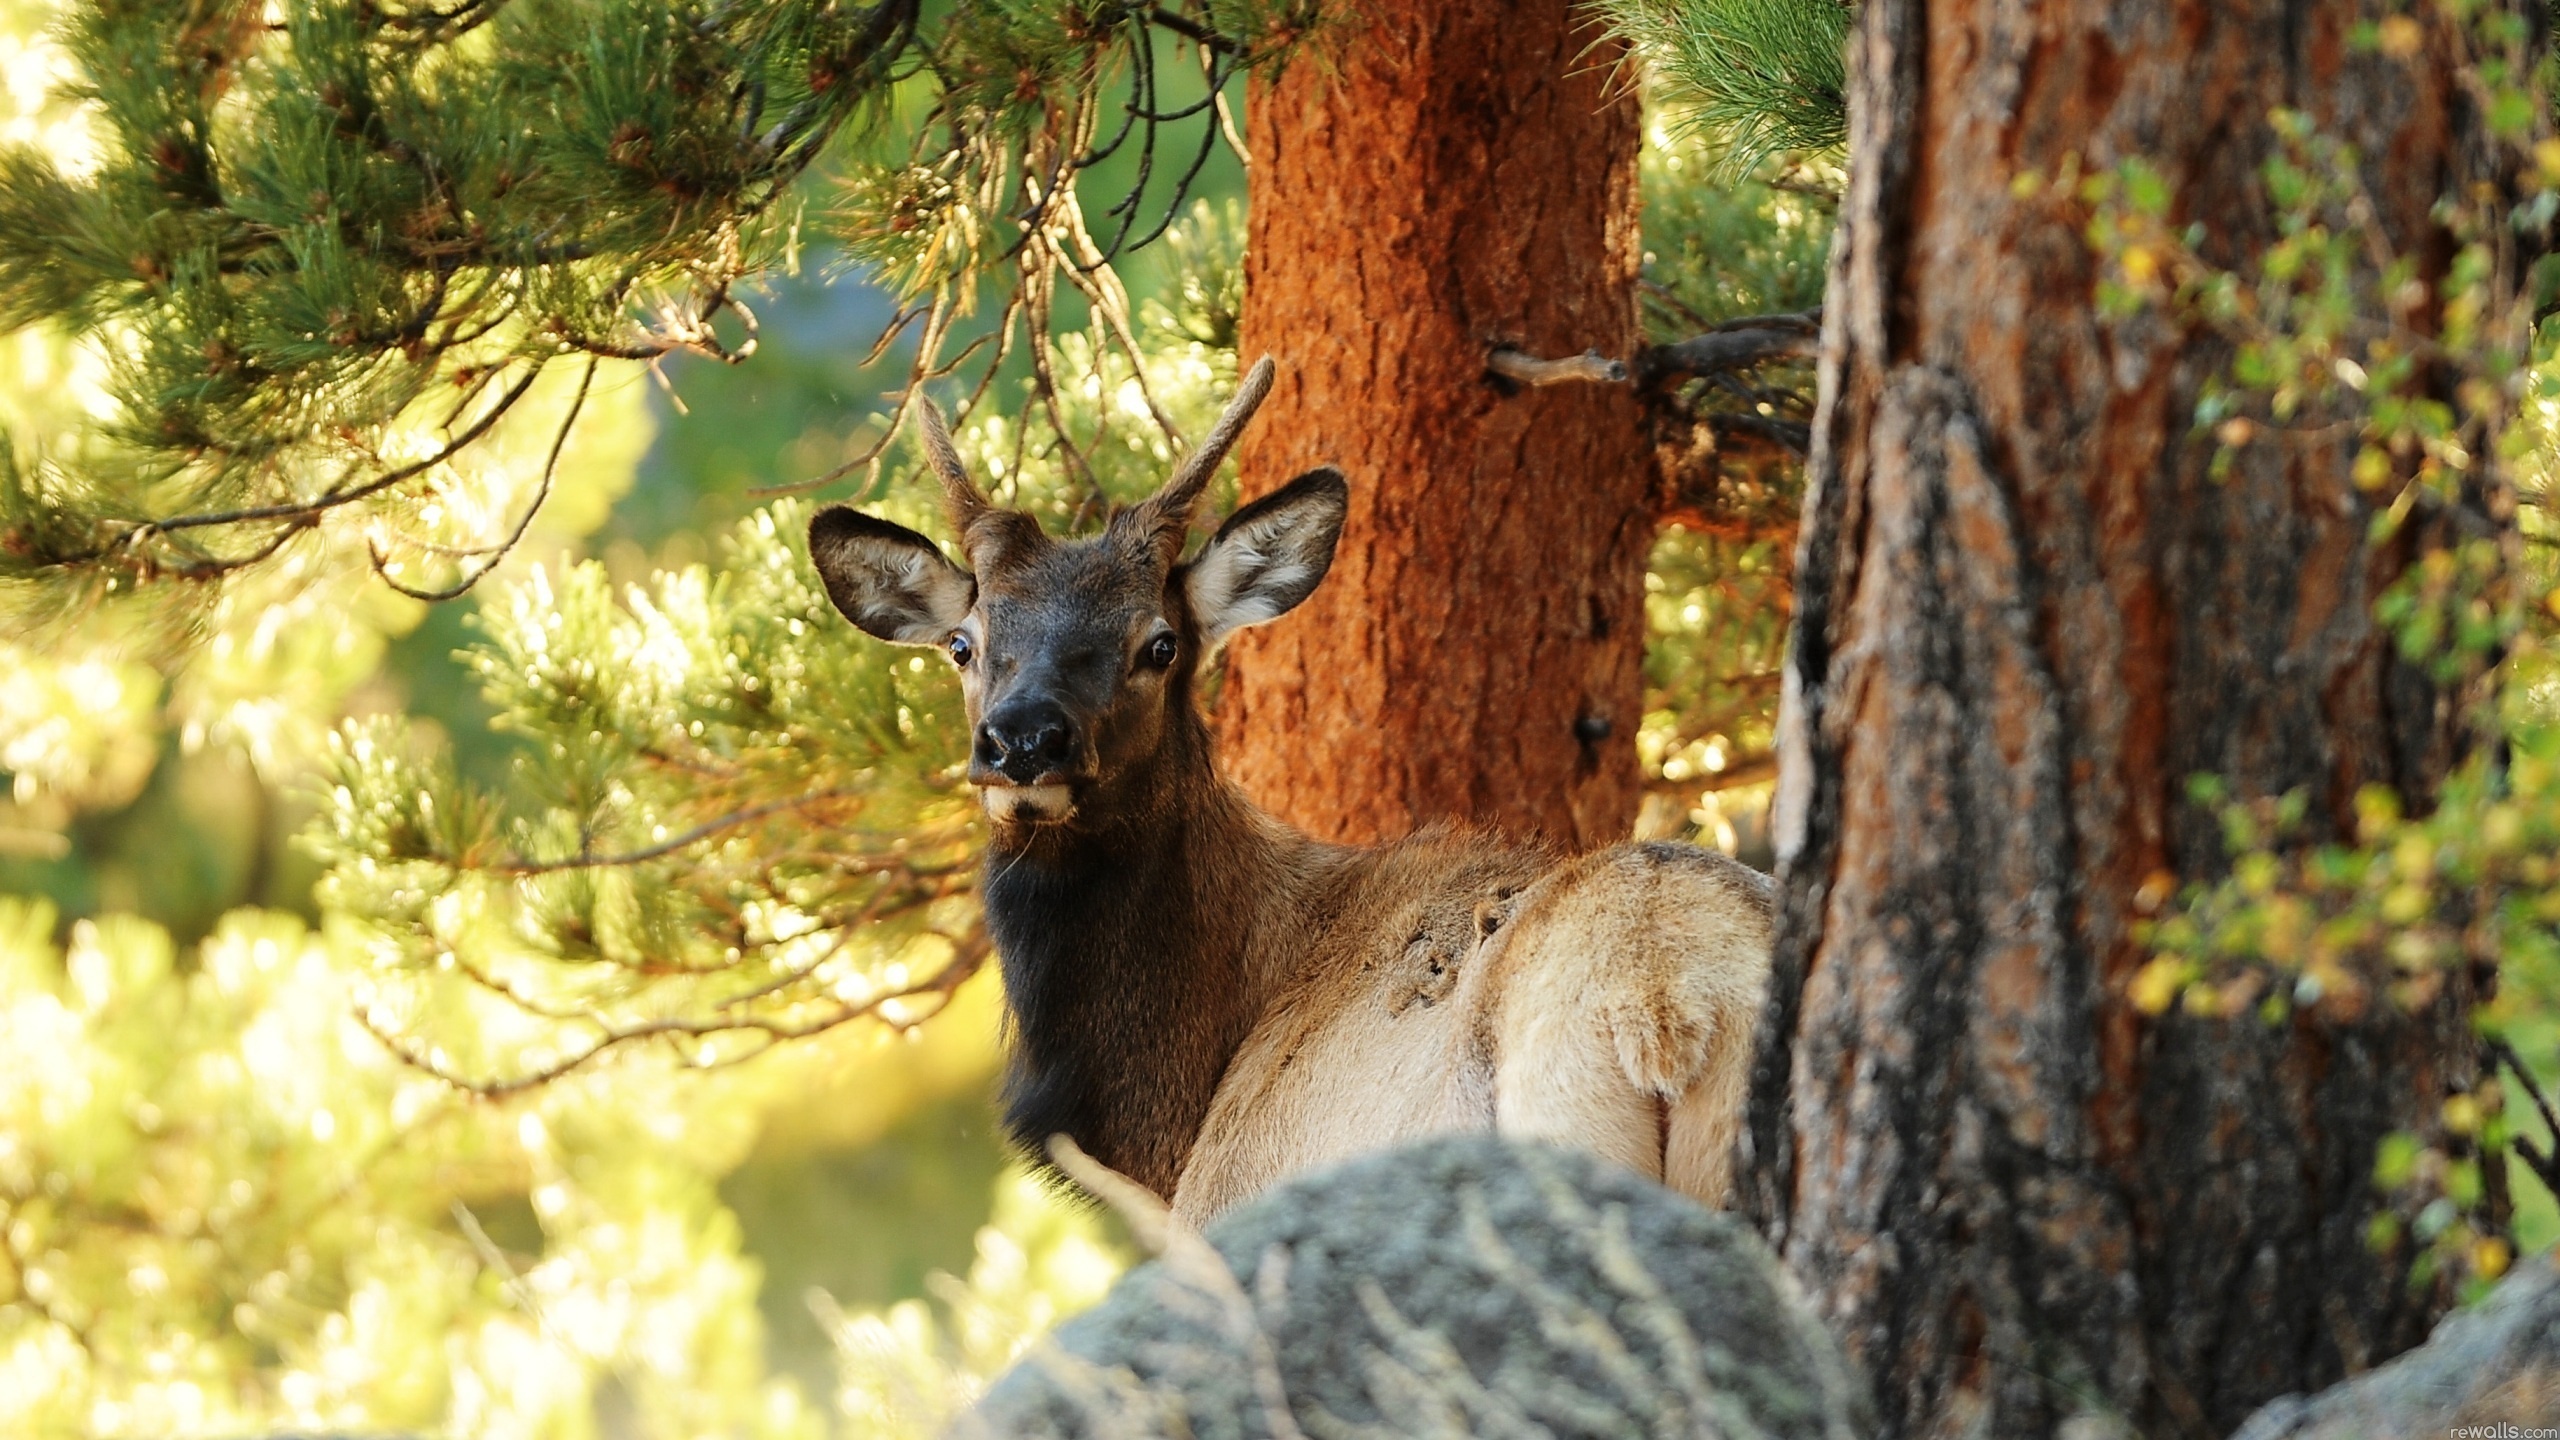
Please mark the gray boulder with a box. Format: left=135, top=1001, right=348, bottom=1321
left=960, top=1135, right=1871, bottom=1440
left=2233, top=1248, right=2560, bottom=1439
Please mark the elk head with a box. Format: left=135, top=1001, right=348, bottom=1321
left=808, top=357, right=1347, bottom=832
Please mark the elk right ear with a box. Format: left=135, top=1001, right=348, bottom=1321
left=808, top=506, right=974, bottom=645
left=1184, top=467, right=1348, bottom=646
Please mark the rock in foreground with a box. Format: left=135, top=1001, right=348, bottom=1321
left=960, top=1135, right=1870, bottom=1439
left=2234, top=1248, right=2560, bottom=1439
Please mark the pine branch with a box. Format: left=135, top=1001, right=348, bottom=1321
left=12, top=365, right=544, bottom=582
left=0, top=0, right=929, bottom=597
left=1594, top=0, right=1851, bottom=174
left=354, top=929, right=988, bottom=1098
left=0, top=0, right=1319, bottom=612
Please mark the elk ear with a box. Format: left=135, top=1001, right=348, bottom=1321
left=808, top=506, right=974, bottom=645
left=1184, top=467, right=1347, bottom=646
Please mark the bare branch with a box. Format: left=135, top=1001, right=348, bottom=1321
left=1706, top=410, right=1812, bottom=456
left=1211, top=57, right=1250, bottom=164
left=371, top=357, right=597, bottom=601
left=2492, top=1037, right=2560, bottom=1202
left=1488, top=312, right=1820, bottom=398
left=178, top=366, right=542, bottom=536
left=352, top=932, right=988, bottom=1099
left=32, top=365, right=547, bottom=582
left=1147, top=7, right=1243, bottom=55
left=1055, top=188, right=1188, bottom=450
left=1636, top=317, right=1819, bottom=387
left=1643, top=751, right=1778, bottom=799
left=485, top=790, right=859, bottom=876
left=1487, top=347, right=1628, bottom=387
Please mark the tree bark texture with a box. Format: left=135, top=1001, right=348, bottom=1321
left=1744, top=4, right=2525, bottom=1437
left=1219, top=0, right=1650, bottom=849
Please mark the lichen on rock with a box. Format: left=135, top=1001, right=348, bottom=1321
left=958, top=1135, right=1871, bottom=1440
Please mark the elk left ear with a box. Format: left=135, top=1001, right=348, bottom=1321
left=1185, top=467, right=1347, bottom=646
left=808, top=506, right=975, bottom=644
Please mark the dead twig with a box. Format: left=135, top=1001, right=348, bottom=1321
left=1486, top=347, right=1628, bottom=388
left=1635, top=321, right=1818, bottom=388
left=2491, top=1036, right=2560, bottom=1201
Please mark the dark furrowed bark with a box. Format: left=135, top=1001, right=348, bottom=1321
left=1743, top=3, right=2526, bottom=1436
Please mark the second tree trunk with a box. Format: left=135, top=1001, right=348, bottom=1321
left=1221, top=0, right=1651, bottom=850
left=1745, top=2, right=2521, bottom=1437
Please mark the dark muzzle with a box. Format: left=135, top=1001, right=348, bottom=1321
left=975, top=701, right=1078, bottom=784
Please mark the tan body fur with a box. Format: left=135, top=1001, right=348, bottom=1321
left=1171, top=825, right=1772, bottom=1223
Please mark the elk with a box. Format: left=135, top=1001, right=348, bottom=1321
left=806, top=357, right=1772, bottom=1223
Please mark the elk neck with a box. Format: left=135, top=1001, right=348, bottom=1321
left=976, top=697, right=1337, bottom=1197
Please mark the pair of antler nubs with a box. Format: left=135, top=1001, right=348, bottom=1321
left=914, top=355, right=1279, bottom=561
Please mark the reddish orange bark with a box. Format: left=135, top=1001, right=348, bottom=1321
left=1217, top=0, right=1652, bottom=850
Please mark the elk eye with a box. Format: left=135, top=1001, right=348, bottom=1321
left=948, top=633, right=974, bottom=667
left=1142, top=633, right=1178, bottom=670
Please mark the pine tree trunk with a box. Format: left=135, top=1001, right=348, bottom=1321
left=1742, top=3, right=2525, bottom=1437
left=1218, top=0, right=1650, bottom=849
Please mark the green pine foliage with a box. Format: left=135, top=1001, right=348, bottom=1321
left=817, top=1166, right=1127, bottom=1435
left=313, top=500, right=983, bottom=1086
left=1594, top=0, right=1850, bottom=176
left=0, top=0, right=1305, bottom=617
left=1637, top=129, right=1832, bottom=333
left=0, top=0, right=907, bottom=579
left=309, top=221, right=1252, bottom=1091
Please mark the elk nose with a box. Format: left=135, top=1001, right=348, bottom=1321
left=976, top=703, right=1077, bottom=783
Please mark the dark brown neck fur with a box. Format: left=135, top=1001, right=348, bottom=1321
left=979, top=699, right=1329, bottom=1196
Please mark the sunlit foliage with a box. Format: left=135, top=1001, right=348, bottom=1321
left=2068, top=6, right=2560, bottom=1292
left=0, top=0, right=1305, bottom=623
left=1632, top=117, right=1831, bottom=851
left=817, top=1167, right=1128, bottom=1437
left=0, top=899, right=826, bottom=1439
left=310, top=214, right=1252, bottom=1094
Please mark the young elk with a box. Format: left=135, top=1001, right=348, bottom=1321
left=807, top=358, right=1772, bottom=1223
